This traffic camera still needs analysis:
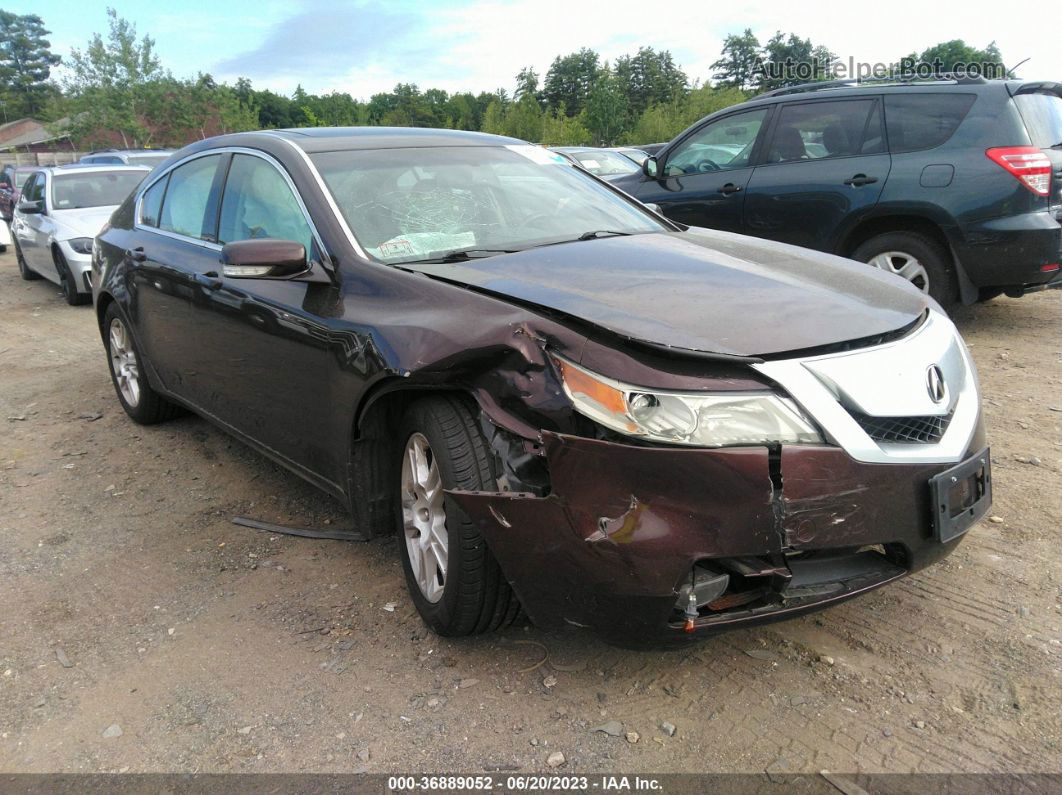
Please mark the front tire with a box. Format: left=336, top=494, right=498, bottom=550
left=103, top=303, right=182, bottom=424
left=396, top=396, right=520, bottom=636
left=852, top=231, right=959, bottom=311
left=55, top=250, right=89, bottom=306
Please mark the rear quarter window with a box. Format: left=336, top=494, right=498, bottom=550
left=1014, top=93, right=1062, bottom=148
left=884, top=94, right=976, bottom=153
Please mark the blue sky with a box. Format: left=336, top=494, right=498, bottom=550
left=18, top=0, right=1061, bottom=100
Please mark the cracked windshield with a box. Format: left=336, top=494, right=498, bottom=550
left=312, top=144, right=664, bottom=263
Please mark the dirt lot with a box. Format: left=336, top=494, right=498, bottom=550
left=0, top=247, right=1059, bottom=775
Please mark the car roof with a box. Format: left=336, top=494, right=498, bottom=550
left=261, top=126, right=525, bottom=153
left=85, top=149, right=174, bottom=156
left=39, top=164, right=152, bottom=176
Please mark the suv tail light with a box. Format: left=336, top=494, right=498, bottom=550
left=985, top=147, right=1052, bottom=195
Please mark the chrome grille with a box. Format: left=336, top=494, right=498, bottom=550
left=850, top=410, right=953, bottom=444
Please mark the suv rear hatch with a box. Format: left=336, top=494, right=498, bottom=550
left=1011, top=82, right=1062, bottom=214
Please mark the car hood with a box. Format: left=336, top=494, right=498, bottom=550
left=405, top=228, right=929, bottom=358
left=51, top=206, right=118, bottom=240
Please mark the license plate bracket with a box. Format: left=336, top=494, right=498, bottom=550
left=930, top=447, right=991, bottom=543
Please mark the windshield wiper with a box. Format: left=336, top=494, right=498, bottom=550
left=577, top=230, right=632, bottom=241
left=405, top=247, right=520, bottom=264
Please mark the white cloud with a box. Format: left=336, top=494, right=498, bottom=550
left=316, top=0, right=1058, bottom=99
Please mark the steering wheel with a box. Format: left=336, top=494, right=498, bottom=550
left=521, top=211, right=557, bottom=230
left=696, top=159, right=721, bottom=173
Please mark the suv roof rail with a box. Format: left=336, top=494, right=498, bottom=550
left=757, top=72, right=992, bottom=99
left=86, top=148, right=120, bottom=155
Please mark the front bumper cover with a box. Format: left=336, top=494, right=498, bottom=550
left=450, top=428, right=985, bottom=645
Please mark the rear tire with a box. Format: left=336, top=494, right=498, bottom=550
left=15, top=241, right=40, bottom=281
left=55, top=250, right=89, bottom=306
left=852, top=231, right=959, bottom=311
left=103, top=303, right=183, bottom=424
left=395, top=396, right=521, bottom=636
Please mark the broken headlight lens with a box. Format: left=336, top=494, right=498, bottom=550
left=553, top=355, right=823, bottom=447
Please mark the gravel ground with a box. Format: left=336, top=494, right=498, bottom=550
left=0, top=248, right=1059, bottom=775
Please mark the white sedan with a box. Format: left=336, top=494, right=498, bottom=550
left=13, top=164, right=149, bottom=305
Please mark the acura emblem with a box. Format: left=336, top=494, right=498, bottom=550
left=926, top=365, right=946, bottom=403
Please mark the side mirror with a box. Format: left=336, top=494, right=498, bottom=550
left=643, top=156, right=659, bottom=179
left=17, top=199, right=43, bottom=215
left=644, top=203, right=663, bottom=215
left=221, top=238, right=307, bottom=279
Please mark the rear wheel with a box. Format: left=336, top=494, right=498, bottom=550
left=852, top=231, right=959, bottom=311
left=55, top=250, right=89, bottom=306
left=103, top=303, right=183, bottom=424
left=15, top=241, right=39, bottom=281
left=395, top=396, right=520, bottom=636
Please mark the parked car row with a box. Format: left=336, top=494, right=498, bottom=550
left=5, top=149, right=173, bottom=303
left=80, top=118, right=994, bottom=645
left=11, top=165, right=151, bottom=304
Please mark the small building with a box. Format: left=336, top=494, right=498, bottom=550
left=0, top=118, right=79, bottom=166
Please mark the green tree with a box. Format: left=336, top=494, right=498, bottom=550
left=755, top=32, right=834, bottom=91
left=64, top=8, right=165, bottom=146
left=711, top=29, right=760, bottom=91
left=614, top=47, right=687, bottom=117
left=480, top=100, right=506, bottom=135
left=504, top=92, right=543, bottom=141
left=583, top=68, right=628, bottom=145
left=900, top=40, right=1006, bottom=78
left=514, top=66, right=539, bottom=100
left=539, top=105, right=591, bottom=146
left=0, top=11, right=61, bottom=117
left=542, top=48, right=599, bottom=117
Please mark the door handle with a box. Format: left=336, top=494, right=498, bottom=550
left=126, top=247, right=146, bottom=263
left=844, top=174, right=878, bottom=187
left=194, top=271, right=222, bottom=290
left=717, top=183, right=743, bottom=196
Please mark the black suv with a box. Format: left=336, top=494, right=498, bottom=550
left=613, top=78, right=1062, bottom=309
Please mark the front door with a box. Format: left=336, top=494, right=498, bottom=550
left=633, top=106, right=772, bottom=232
left=743, top=98, right=890, bottom=252
left=186, top=152, right=338, bottom=480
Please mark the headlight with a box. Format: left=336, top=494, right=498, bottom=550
left=553, top=355, right=823, bottom=447
left=68, top=237, right=93, bottom=255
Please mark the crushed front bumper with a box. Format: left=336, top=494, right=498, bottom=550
left=450, top=428, right=987, bottom=646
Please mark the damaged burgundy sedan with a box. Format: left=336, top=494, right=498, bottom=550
left=92, top=128, right=991, bottom=645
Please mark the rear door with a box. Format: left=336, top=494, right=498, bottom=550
left=129, top=153, right=229, bottom=398
left=634, top=106, right=772, bottom=232
left=743, top=98, right=890, bottom=251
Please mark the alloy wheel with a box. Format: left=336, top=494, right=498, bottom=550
left=867, top=250, right=930, bottom=292
left=400, top=432, right=447, bottom=603
left=108, top=317, right=141, bottom=407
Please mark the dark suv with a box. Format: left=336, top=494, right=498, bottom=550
left=614, top=78, right=1062, bottom=309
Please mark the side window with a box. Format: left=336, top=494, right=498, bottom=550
left=139, top=175, right=168, bottom=227
left=884, top=94, right=976, bottom=154
left=158, top=155, right=224, bottom=241
left=23, top=174, right=43, bottom=202
left=665, top=108, right=769, bottom=176
left=217, top=154, right=314, bottom=253
left=767, top=100, right=879, bottom=163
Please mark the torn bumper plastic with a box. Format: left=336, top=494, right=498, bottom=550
left=449, top=430, right=983, bottom=645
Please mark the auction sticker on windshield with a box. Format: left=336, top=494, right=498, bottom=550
left=505, top=144, right=568, bottom=165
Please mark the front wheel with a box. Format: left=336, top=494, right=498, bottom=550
left=55, top=250, right=89, bottom=306
left=103, top=303, right=183, bottom=424
left=852, top=231, right=959, bottom=311
left=395, top=396, right=521, bottom=636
